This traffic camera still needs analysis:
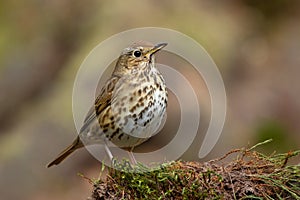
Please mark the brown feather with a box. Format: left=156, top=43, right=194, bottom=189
left=47, top=136, right=83, bottom=168
left=47, top=77, right=118, bottom=167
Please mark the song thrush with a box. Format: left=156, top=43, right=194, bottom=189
left=47, top=42, right=168, bottom=167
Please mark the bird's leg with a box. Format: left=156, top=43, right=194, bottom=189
left=104, top=143, right=114, bottom=162
left=128, top=147, right=137, bottom=165
left=104, top=143, right=120, bottom=168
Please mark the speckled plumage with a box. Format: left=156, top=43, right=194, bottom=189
left=47, top=42, right=168, bottom=167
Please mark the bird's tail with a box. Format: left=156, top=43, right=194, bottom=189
left=47, top=136, right=83, bottom=168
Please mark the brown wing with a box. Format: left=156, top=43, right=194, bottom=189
left=47, top=76, right=120, bottom=168
left=79, top=76, right=119, bottom=133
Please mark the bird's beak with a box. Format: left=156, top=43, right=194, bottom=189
left=147, top=43, right=167, bottom=56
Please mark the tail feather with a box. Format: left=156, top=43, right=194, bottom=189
left=47, top=136, right=83, bottom=168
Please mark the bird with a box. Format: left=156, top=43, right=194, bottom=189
left=47, top=41, right=168, bottom=167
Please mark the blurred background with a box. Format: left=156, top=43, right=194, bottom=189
left=1, top=0, right=300, bottom=199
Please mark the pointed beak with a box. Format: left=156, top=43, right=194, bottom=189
left=147, top=43, right=167, bottom=56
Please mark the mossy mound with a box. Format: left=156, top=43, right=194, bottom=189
left=90, top=141, right=300, bottom=199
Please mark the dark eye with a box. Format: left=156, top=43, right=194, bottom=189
left=133, top=50, right=142, bottom=57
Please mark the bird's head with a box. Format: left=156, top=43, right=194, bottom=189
left=113, top=41, right=167, bottom=76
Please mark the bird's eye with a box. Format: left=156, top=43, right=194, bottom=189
left=133, top=50, right=142, bottom=58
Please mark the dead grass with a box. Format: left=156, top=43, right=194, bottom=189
left=88, top=140, right=300, bottom=199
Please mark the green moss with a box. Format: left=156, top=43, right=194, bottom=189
left=90, top=141, right=300, bottom=199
